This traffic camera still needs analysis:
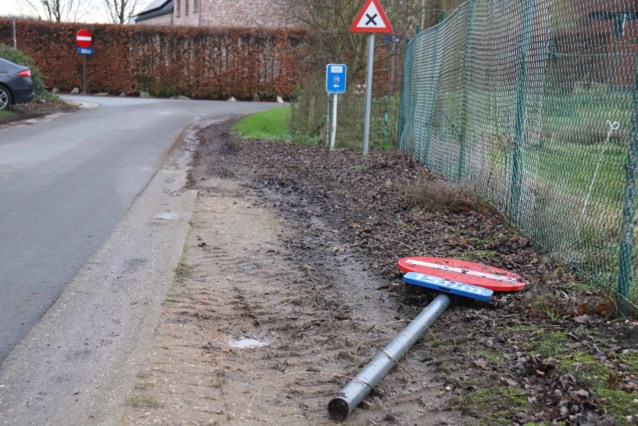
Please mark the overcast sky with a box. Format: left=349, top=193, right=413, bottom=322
left=0, top=0, right=30, bottom=17
left=0, top=0, right=149, bottom=23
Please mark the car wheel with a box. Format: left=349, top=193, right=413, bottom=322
left=0, top=86, right=12, bottom=110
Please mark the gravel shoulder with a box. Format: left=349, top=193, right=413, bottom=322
left=122, top=119, right=638, bottom=425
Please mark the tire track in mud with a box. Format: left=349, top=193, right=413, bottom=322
left=121, top=121, right=471, bottom=425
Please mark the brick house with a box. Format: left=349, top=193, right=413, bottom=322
left=134, top=0, right=299, bottom=28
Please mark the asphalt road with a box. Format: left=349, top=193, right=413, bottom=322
left=0, top=95, right=276, bottom=362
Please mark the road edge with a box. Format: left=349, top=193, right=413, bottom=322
left=0, top=128, right=199, bottom=426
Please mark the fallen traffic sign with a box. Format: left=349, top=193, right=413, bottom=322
left=327, top=257, right=495, bottom=421
left=402, top=272, right=494, bottom=301
left=397, top=257, right=527, bottom=292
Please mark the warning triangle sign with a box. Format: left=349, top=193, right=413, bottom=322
left=350, top=0, right=393, bottom=33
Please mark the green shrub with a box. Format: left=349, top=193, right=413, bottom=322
left=0, top=44, right=52, bottom=100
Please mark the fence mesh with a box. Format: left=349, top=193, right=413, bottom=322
left=398, top=0, right=638, bottom=314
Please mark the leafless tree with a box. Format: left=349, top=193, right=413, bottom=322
left=25, top=0, right=83, bottom=22
left=284, top=0, right=448, bottom=75
left=102, top=0, right=143, bottom=24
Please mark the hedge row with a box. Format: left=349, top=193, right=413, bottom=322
left=0, top=19, right=309, bottom=100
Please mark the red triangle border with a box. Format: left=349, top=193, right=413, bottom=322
left=350, top=0, right=393, bottom=33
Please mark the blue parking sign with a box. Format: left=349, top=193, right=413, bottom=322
left=326, top=64, right=347, bottom=94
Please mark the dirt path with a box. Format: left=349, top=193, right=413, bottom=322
left=121, top=122, right=468, bottom=425
left=121, top=119, right=638, bottom=425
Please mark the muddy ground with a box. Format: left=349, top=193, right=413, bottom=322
left=122, top=119, right=638, bottom=425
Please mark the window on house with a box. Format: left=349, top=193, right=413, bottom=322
left=176, top=0, right=181, bottom=17
left=193, top=0, right=198, bottom=13
left=185, top=0, right=189, bottom=15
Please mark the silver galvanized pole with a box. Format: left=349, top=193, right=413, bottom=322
left=363, top=33, right=375, bottom=155
left=83, top=55, right=87, bottom=95
left=13, top=18, right=17, bottom=49
left=328, top=294, right=451, bottom=421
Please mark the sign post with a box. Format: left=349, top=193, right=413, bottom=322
left=326, top=64, right=347, bottom=150
left=75, top=29, right=93, bottom=95
left=351, top=0, right=392, bottom=155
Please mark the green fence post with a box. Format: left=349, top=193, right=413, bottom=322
left=398, top=36, right=411, bottom=150
left=383, top=95, right=388, bottom=147
left=424, top=23, right=444, bottom=168
left=458, top=0, right=474, bottom=182
left=617, top=54, right=638, bottom=316
left=509, top=0, right=533, bottom=223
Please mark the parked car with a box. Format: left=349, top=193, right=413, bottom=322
left=0, top=58, right=35, bottom=111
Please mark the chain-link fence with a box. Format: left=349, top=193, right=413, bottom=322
left=398, top=0, right=638, bottom=314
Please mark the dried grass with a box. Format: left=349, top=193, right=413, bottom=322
left=404, top=179, right=481, bottom=214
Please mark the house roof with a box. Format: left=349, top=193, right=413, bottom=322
left=134, top=0, right=173, bottom=22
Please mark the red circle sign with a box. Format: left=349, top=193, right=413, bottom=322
left=397, top=257, right=527, bottom=292
left=76, top=29, right=92, bottom=48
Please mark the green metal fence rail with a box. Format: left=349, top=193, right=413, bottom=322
left=398, top=0, right=638, bottom=314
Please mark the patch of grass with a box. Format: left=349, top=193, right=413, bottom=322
left=127, top=396, right=160, bottom=408
left=164, top=285, right=186, bottom=304
left=0, top=109, right=17, bottom=119
left=527, top=330, right=571, bottom=356
left=454, top=250, right=502, bottom=263
left=134, top=382, right=153, bottom=391
left=233, top=106, right=291, bottom=141
left=458, top=386, right=530, bottom=425
left=174, top=262, right=189, bottom=285
left=551, top=351, right=638, bottom=425
left=165, top=234, right=190, bottom=304
left=528, top=295, right=565, bottom=322
left=174, top=230, right=191, bottom=284
left=513, top=325, right=638, bottom=424
left=476, top=348, right=508, bottom=366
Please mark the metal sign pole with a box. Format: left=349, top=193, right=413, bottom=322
left=363, top=33, right=375, bottom=155
left=83, top=55, right=87, bottom=95
left=330, top=93, right=338, bottom=150
left=12, top=18, right=17, bottom=49
left=326, top=63, right=347, bottom=149
left=325, top=95, right=331, bottom=147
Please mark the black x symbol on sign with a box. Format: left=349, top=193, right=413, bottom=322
left=365, top=13, right=378, bottom=25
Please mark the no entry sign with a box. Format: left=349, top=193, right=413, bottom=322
left=76, top=29, right=92, bottom=48
left=397, top=257, right=527, bottom=292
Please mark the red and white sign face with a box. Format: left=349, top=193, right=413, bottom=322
left=76, top=29, right=92, bottom=48
left=397, top=257, right=527, bottom=292
left=351, top=0, right=393, bottom=33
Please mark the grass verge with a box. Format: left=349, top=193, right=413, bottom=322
left=233, top=105, right=291, bottom=141
left=0, top=109, right=17, bottom=120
